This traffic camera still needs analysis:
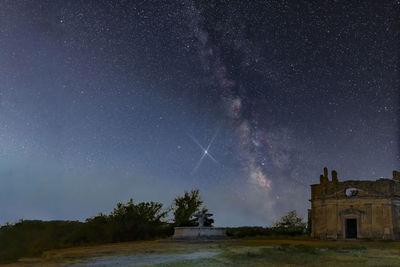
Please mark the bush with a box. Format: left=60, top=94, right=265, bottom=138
left=0, top=199, right=172, bottom=263
left=272, top=210, right=307, bottom=235
left=226, top=227, right=272, bottom=238
left=226, top=211, right=307, bottom=239
left=0, top=220, right=83, bottom=262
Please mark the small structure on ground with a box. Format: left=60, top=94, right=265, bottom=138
left=192, top=213, right=213, bottom=227
left=173, top=213, right=227, bottom=240
left=309, top=168, right=400, bottom=240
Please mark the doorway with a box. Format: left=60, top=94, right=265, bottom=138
left=346, top=218, right=357, bottom=238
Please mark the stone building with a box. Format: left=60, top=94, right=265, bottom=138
left=309, top=168, right=400, bottom=240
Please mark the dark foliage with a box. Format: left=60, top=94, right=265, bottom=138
left=0, top=199, right=172, bottom=263
left=226, top=226, right=308, bottom=238
left=227, top=210, right=307, bottom=238
left=0, top=220, right=83, bottom=262
left=226, top=226, right=273, bottom=238
left=272, top=210, right=307, bottom=235
left=172, top=189, right=214, bottom=227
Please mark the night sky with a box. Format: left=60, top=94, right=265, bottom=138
left=0, top=1, right=398, bottom=226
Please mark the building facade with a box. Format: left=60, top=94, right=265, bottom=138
left=309, top=168, right=400, bottom=240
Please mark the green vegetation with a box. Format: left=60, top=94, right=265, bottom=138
left=151, top=241, right=400, bottom=266
left=0, top=220, right=83, bottom=263
left=12, top=239, right=400, bottom=266
left=72, top=199, right=171, bottom=244
left=227, top=210, right=307, bottom=238
left=0, top=192, right=308, bottom=264
left=1, top=202, right=395, bottom=266
left=0, top=199, right=172, bottom=263
left=172, top=189, right=214, bottom=227
left=271, top=210, right=307, bottom=235
left=0, top=189, right=216, bottom=263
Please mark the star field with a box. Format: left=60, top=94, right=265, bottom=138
left=0, top=0, right=398, bottom=226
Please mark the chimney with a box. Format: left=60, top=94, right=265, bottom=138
left=323, top=167, right=328, bottom=181
left=332, top=170, right=338, bottom=183
left=320, top=167, right=329, bottom=184
left=393, top=170, right=400, bottom=181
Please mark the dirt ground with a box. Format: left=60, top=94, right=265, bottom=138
left=3, top=238, right=400, bottom=266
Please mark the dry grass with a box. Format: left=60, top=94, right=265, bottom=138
left=3, top=238, right=400, bottom=266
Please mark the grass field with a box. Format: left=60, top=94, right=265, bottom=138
left=3, top=238, right=400, bottom=266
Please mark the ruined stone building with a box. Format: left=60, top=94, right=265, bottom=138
left=309, top=168, right=400, bottom=240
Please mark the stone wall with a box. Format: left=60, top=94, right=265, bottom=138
left=311, top=198, right=398, bottom=239
left=173, top=227, right=227, bottom=239
left=310, top=168, right=400, bottom=240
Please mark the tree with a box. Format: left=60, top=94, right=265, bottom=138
left=172, top=189, right=214, bottom=227
left=273, top=210, right=306, bottom=235
left=80, top=198, right=170, bottom=242
left=108, top=198, right=169, bottom=241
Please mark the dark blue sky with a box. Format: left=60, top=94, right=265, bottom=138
left=0, top=0, right=398, bottom=226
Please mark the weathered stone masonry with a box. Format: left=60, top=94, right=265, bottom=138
left=309, top=168, right=400, bottom=240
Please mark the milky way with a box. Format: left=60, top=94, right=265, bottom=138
left=185, top=1, right=277, bottom=218
left=0, top=1, right=398, bottom=226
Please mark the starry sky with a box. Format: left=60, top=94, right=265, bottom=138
left=0, top=0, right=398, bottom=226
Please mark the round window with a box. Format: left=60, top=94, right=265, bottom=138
left=345, top=188, right=359, bottom=197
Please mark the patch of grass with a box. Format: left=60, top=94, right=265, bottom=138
left=215, top=245, right=320, bottom=266
left=10, top=238, right=400, bottom=266
left=327, top=245, right=367, bottom=254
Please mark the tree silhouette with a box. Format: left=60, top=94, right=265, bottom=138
left=273, top=210, right=306, bottom=235
left=172, top=189, right=214, bottom=227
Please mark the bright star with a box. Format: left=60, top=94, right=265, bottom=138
left=188, top=130, right=219, bottom=174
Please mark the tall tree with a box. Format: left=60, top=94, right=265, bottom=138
left=172, top=189, right=213, bottom=227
